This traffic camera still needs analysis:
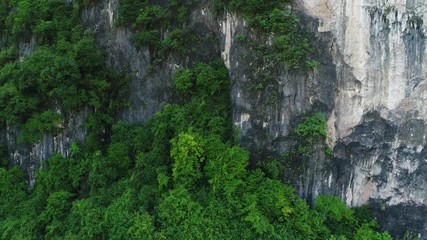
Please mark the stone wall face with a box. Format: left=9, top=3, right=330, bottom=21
left=297, top=0, right=427, bottom=236
left=3, top=0, right=427, bottom=237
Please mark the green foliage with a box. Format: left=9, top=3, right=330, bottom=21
left=168, top=60, right=232, bottom=139
left=216, top=0, right=314, bottom=69
left=103, top=189, right=137, bottom=240
left=354, top=223, right=393, bottom=240
left=172, top=69, right=193, bottom=93
left=38, top=191, right=74, bottom=238
left=35, top=153, right=83, bottom=195
left=2, top=0, right=78, bottom=44
left=306, top=60, right=320, bottom=70
left=0, top=59, right=392, bottom=239
left=0, top=46, right=18, bottom=66
left=0, top=166, right=28, bottom=218
left=315, top=196, right=393, bottom=240
left=221, top=0, right=292, bottom=14
left=18, top=110, right=63, bottom=143
left=315, top=195, right=357, bottom=238
left=88, top=142, right=132, bottom=190
left=156, top=186, right=205, bottom=239
left=118, top=0, right=195, bottom=59
left=171, top=132, right=205, bottom=187
left=205, top=136, right=248, bottom=194
left=293, top=113, right=328, bottom=141
left=281, top=112, right=329, bottom=175
left=127, top=211, right=155, bottom=240
left=68, top=142, right=81, bottom=157
left=67, top=198, right=106, bottom=239
left=0, top=1, right=128, bottom=144
left=0, top=145, right=10, bottom=168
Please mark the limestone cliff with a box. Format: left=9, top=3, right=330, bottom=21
left=3, top=0, right=427, bottom=237
left=209, top=0, right=427, bottom=236
left=297, top=0, right=427, bottom=236
left=221, top=0, right=427, bottom=236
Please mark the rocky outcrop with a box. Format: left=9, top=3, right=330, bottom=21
left=220, top=0, right=427, bottom=236
left=6, top=110, right=88, bottom=186
left=297, top=0, right=427, bottom=237
left=81, top=0, right=172, bottom=123
left=3, top=0, right=427, bottom=237
left=80, top=0, right=221, bottom=123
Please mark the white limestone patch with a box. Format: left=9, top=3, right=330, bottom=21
left=263, top=122, right=268, bottom=129
left=400, top=159, right=419, bottom=174
left=220, top=13, right=239, bottom=69
left=107, top=0, right=114, bottom=27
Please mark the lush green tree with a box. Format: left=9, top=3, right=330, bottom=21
left=205, top=135, right=248, bottom=194
left=171, top=132, right=205, bottom=187
left=0, top=167, right=28, bottom=218
left=103, top=189, right=137, bottom=240
left=127, top=211, right=155, bottom=240
left=354, top=223, right=393, bottom=240
left=315, top=195, right=357, bottom=238
left=67, top=198, right=106, bottom=239
left=38, top=191, right=74, bottom=238
left=156, top=186, right=206, bottom=239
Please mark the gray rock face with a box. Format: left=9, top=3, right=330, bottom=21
left=81, top=0, right=170, bottom=123
left=3, top=0, right=427, bottom=236
left=220, top=12, right=336, bottom=156
left=80, top=0, right=221, bottom=123
left=220, top=0, right=427, bottom=236
left=297, top=0, right=427, bottom=237
left=6, top=110, right=89, bottom=186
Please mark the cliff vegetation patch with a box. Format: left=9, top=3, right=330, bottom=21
left=117, top=0, right=196, bottom=60
left=0, top=0, right=129, bottom=143
left=216, top=0, right=316, bottom=69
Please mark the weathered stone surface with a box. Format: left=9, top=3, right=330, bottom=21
left=6, top=110, right=89, bottom=186
left=219, top=0, right=427, bottom=236
left=3, top=0, right=427, bottom=236
left=81, top=0, right=170, bottom=123
left=297, top=0, right=427, bottom=236
left=81, top=0, right=221, bottom=123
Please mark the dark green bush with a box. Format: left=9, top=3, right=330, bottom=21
left=118, top=0, right=195, bottom=59
left=293, top=113, right=328, bottom=141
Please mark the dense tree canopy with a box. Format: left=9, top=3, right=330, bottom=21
left=0, top=61, right=392, bottom=239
